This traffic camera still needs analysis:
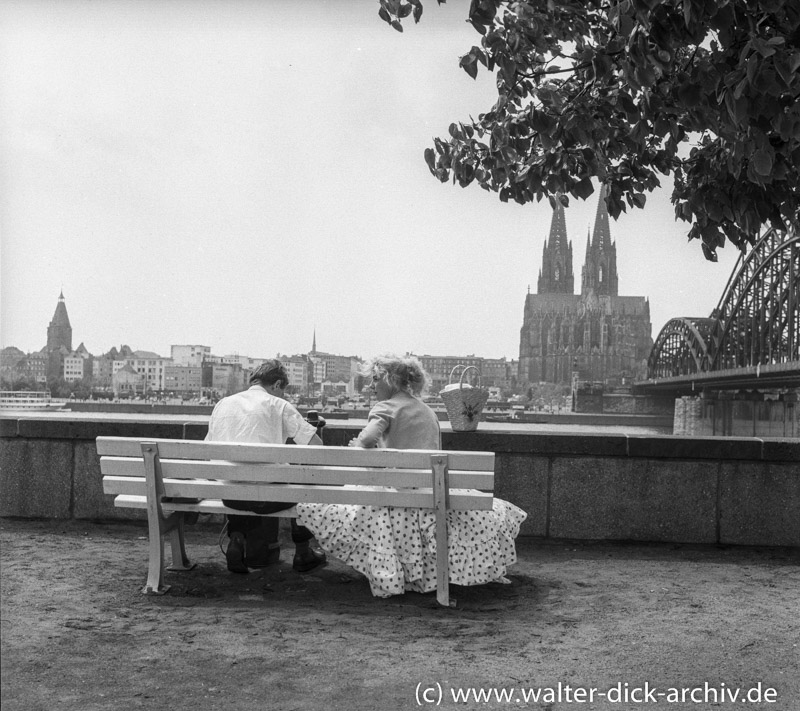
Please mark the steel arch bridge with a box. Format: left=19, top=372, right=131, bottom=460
left=645, top=228, right=800, bottom=390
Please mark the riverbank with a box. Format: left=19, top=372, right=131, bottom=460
left=60, top=400, right=674, bottom=428
left=1, top=405, right=673, bottom=435
left=1, top=518, right=797, bottom=711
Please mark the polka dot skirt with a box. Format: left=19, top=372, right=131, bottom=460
left=296, top=497, right=527, bottom=598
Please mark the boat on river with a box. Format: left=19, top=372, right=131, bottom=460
left=0, top=391, right=65, bottom=411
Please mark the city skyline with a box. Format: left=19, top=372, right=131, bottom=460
left=1, top=0, right=742, bottom=361
left=3, top=289, right=521, bottom=367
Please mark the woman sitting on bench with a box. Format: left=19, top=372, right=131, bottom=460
left=296, top=354, right=526, bottom=598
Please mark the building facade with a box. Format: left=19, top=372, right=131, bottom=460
left=171, top=345, right=210, bottom=367
left=163, top=365, right=203, bottom=395
left=519, top=189, right=653, bottom=386
left=112, top=363, right=143, bottom=397
left=63, top=353, right=86, bottom=382
left=125, top=352, right=170, bottom=393
left=278, top=354, right=310, bottom=393
left=480, top=357, right=519, bottom=389
left=22, top=352, right=49, bottom=384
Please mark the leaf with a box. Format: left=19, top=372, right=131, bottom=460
left=469, top=18, right=487, bottom=35
left=572, top=177, right=594, bottom=199
left=459, top=53, right=479, bottom=80
left=701, top=242, right=718, bottom=262
left=751, top=38, right=776, bottom=58
left=631, top=193, right=646, bottom=208
left=753, top=147, right=773, bottom=176
left=424, top=147, right=436, bottom=173
left=773, top=57, right=795, bottom=89
left=390, top=19, right=403, bottom=32
left=500, top=56, right=517, bottom=84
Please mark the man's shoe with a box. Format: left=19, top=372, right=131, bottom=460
left=293, top=547, right=327, bottom=573
left=245, top=543, right=281, bottom=569
left=226, top=532, right=249, bottom=574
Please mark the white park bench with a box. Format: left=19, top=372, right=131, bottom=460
left=97, top=436, right=495, bottom=607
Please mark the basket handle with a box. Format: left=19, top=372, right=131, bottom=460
left=447, top=365, right=468, bottom=385
left=458, top=365, right=481, bottom=391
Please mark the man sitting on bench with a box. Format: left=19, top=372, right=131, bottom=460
left=206, top=359, right=327, bottom=574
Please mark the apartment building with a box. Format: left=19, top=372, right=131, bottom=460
left=163, top=365, right=203, bottom=395
left=171, top=345, right=210, bottom=367
left=125, top=352, right=170, bottom=392
left=278, top=354, right=310, bottom=392
left=63, top=353, right=86, bottom=382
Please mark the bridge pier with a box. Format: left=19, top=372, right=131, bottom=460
left=673, top=391, right=799, bottom=438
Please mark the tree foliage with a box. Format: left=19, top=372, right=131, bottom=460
left=378, top=0, right=800, bottom=260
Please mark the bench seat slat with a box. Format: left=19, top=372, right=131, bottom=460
left=113, top=495, right=297, bottom=517
left=103, top=475, right=494, bottom=510
left=100, top=456, right=494, bottom=490
left=96, top=437, right=494, bottom=471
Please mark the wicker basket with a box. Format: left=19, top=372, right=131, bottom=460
left=439, top=365, right=489, bottom=432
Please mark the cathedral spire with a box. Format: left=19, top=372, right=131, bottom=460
left=537, top=197, right=574, bottom=294
left=311, top=328, right=317, bottom=354
left=591, top=184, right=614, bottom=253
left=581, top=186, right=618, bottom=296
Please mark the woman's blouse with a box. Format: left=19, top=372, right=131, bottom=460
left=356, top=391, right=441, bottom=450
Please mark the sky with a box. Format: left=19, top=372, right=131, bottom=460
left=0, top=0, right=743, bottom=362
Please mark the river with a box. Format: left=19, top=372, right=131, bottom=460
left=0, top=408, right=672, bottom=435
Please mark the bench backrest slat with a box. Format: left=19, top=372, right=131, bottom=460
left=102, top=475, right=494, bottom=511
left=96, top=437, right=494, bottom=472
left=100, top=456, right=494, bottom=490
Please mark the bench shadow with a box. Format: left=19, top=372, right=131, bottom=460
left=154, top=556, right=546, bottom=618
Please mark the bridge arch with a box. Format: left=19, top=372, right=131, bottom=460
left=647, top=317, right=716, bottom=378
left=712, top=228, right=799, bottom=370
left=647, top=228, right=799, bottom=380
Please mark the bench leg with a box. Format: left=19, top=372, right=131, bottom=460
left=166, top=515, right=196, bottom=572
left=431, top=455, right=456, bottom=608
left=143, top=512, right=195, bottom=595
left=143, top=521, right=170, bottom=595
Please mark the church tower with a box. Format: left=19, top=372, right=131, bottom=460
left=46, top=290, right=72, bottom=352
left=536, top=198, right=574, bottom=294
left=581, top=186, right=618, bottom=296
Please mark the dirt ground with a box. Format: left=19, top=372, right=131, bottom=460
left=1, top=518, right=798, bottom=711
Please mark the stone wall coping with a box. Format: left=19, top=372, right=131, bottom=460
left=2, top=414, right=797, bottom=463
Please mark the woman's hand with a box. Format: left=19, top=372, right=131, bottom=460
left=347, top=437, right=363, bottom=448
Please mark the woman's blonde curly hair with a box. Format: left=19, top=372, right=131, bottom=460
left=360, top=354, right=431, bottom=398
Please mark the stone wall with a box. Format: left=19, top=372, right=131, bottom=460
left=1, top=415, right=798, bottom=547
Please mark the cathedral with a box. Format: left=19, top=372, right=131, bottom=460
left=518, top=188, right=653, bottom=386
